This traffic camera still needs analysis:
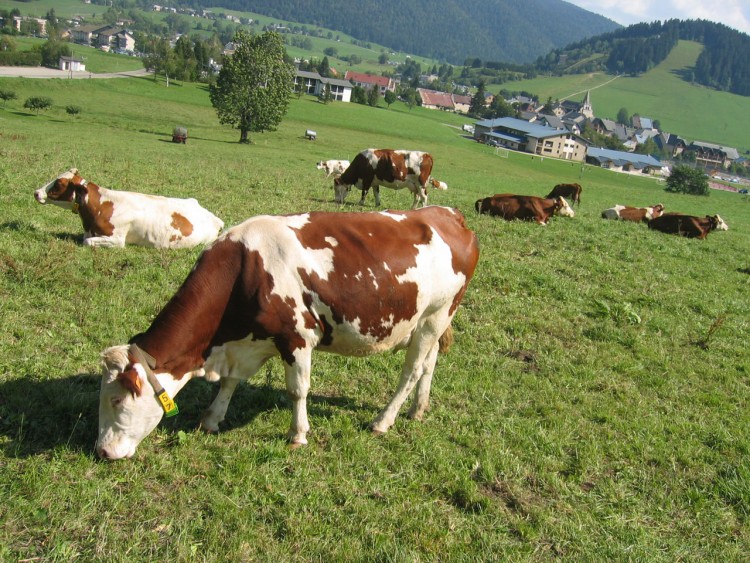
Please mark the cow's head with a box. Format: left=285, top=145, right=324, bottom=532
left=97, top=345, right=200, bottom=460
left=316, top=161, right=325, bottom=170
left=554, top=196, right=575, bottom=218
left=333, top=174, right=351, bottom=204
left=711, top=214, right=729, bottom=231
left=34, top=168, right=83, bottom=209
left=651, top=204, right=665, bottom=218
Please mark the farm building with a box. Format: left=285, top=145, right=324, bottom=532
left=474, top=116, right=588, bottom=161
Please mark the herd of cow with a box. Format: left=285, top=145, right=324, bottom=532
left=32, top=149, right=727, bottom=459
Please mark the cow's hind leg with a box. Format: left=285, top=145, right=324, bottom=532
left=284, top=349, right=312, bottom=447
left=372, top=332, right=441, bottom=434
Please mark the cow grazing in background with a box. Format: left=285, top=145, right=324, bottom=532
left=34, top=169, right=224, bottom=248
left=475, top=194, right=575, bottom=225
left=333, top=149, right=434, bottom=208
left=648, top=213, right=728, bottom=239
left=601, top=204, right=665, bottom=223
left=96, top=206, right=479, bottom=459
left=546, top=183, right=582, bottom=206
left=429, top=178, right=449, bottom=191
left=316, top=159, right=350, bottom=177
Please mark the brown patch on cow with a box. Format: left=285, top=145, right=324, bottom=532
left=72, top=181, right=116, bottom=236
left=117, top=367, right=143, bottom=397
left=171, top=212, right=194, bottom=238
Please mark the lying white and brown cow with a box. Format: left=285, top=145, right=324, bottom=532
left=648, top=213, right=728, bottom=239
left=546, top=183, right=582, bottom=206
left=475, top=194, right=575, bottom=225
left=96, top=206, right=479, bottom=459
left=316, top=159, right=350, bottom=177
left=601, top=204, right=665, bottom=223
left=333, top=148, right=434, bottom=208
left=429, top=177, right=449, bottom=191
left=34, top=169, right=224, bottom=248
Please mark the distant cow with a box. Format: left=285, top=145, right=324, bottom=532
left=95, top=206, right=479, bottom=459
left=333, top=148, right=434, bottom=208
left=601, top=204, right=665, bottom=223
left=475, top=194, right=575, bottom=225
left=546, top=183, right=582, bottom=206
left=34, top=169, right=224, bottom=248
left=648, top=213, right=728, bottom=239
left=429, top=178, right=449, bottom=191
left=316, top=159, right=350, bottom=177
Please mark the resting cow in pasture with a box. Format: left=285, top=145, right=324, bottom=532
left=316, top=159, right=350, bottom=177
left=601, top=204, right=665, bottom=223
left=648, top=213, right=728, bottom=239
left=34, top=169, right=224, bottom=249
left=333, top=148, right=434, bottom=208
left=546, top=183, right=582, bottom=206
left=475, top=194, right=575, bottom=225
left=96, top=206, right=479, bottom=459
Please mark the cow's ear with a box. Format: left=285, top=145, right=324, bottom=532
left=117, top=367, right=143, bottom=397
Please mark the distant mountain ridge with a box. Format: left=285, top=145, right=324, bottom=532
left=178, top=0, right=621, bottom=63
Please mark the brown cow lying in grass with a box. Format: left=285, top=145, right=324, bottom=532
left=648, top=213, right=728, bottom=239
left=475, top=194, right=575, bottom=225
left=601, top=204, right=665, bottom=223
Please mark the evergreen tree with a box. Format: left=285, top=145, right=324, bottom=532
left=469, top=81, right=486, bottom=117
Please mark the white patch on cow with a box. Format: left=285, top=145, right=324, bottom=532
left=324, top=236, right=338, bottom=246
left=556, top=197, right=575, bottom=218
left=714, top=214, right=729, bottom=230
left=379, top=211, right=407, bottom=222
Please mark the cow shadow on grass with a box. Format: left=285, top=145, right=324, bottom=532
left=0, top=372, right=367, bottom=458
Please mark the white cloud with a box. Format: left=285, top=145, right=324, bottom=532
left=566, top=0, right=750, bottom=34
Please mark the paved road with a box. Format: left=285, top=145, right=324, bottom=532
left=0, top=66, right=151, bottom=79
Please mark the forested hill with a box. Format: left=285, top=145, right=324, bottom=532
left=536, top=20, right=750, bottom=96
left=179, top=0, right=620, bottom=64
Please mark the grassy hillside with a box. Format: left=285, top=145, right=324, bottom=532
left=1, top=75, right=749, bottom=560
left=506, top=41, right=750, bottom=151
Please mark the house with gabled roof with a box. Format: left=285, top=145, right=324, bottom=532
left=473, top=116, right=588, bottom=161
left=689, top=141, right=739, bottom=169
left=344, top=71, right=397, bottom=95
left=294, top=70, right=353, bottom=102
left=586, top=147, right=664, bottom=174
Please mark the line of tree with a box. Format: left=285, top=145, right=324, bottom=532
left=535, top=19, right=750, bottom=96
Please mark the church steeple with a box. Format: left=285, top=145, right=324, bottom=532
left=581, top=90, right=593, bottom=118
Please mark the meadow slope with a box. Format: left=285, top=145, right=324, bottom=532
left=0, top=76, right=749, bottom=561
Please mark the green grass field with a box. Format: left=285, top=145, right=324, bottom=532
left=1, top=67, right=749, bottom=560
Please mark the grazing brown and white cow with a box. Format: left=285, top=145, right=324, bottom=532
left=333, top=148, right=434, bottom=208
left=316, top=159, right=350, bottom=177
left=601, top=204, right=665, bottom=223
left=96, top=206, right=479, bottom=459
left=34, top=169, right=224, bottom=248
left=475, top=194, right=575, bottom=225
left=648, top=213, right=728, bottom=239
left=546, top=183, right=582, bottom=206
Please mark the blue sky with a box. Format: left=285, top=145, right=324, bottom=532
left=566, top=0, right=750, bottom=35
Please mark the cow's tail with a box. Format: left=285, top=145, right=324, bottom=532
left=438, top=324, right=454, bottom=353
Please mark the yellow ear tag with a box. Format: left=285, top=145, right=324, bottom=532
left=157, top=391, right=179, bottom=417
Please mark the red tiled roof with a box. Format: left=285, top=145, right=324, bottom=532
left=345, top=71, right=391, bottom=88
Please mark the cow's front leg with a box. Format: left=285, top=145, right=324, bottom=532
left=83, top=235, right=126, bottom=247
left=373, top=186, right=381, bottom=207
left=284, top=350, right=312, bottom=447
left=200, top=376, right=241, bottom=432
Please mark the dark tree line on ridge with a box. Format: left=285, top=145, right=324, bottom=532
left=536, top=20, right=750, bottom=96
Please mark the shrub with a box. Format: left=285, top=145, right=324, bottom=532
left=665, top=164, right=709, bottom=196
left=65, top=105, right=81, bottom=116
left=23, top=96, right=53, bottom=115
left=0, top=89, right=17, bottom=107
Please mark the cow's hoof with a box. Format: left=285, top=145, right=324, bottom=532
left=288, top=441, right=305, bottom=450
left=198, top=420, right=219, bottom=434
